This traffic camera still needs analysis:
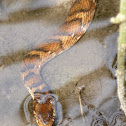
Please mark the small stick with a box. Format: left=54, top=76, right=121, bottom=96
left=76, top=86, right=86, bottom=124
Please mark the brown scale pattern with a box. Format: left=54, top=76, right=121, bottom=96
left=21, top=0, right=96, bottom=126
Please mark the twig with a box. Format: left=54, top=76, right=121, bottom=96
left=76, top=86, right=86, bottom=124
left=110, top=0, right=126, bottom=114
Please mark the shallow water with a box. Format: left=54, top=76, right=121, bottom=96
left=0, top=0, right=125, bottom=126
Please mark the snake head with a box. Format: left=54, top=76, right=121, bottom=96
left=33, top=94, right=56, bottom=126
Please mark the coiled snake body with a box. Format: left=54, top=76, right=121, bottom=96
left=21, top=0, right=96, bottom=125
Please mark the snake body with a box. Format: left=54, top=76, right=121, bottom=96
left=21, top=0, right=96, bottom=125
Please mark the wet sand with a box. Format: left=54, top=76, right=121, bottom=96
left=0, top=0, right=125, bottom=126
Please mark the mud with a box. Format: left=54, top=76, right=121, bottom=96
left=0, top=0, right=125, bottom=126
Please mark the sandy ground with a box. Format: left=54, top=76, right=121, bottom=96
left=0, top=0, right=125, bottom=126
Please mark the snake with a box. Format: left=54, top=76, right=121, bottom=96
left=21, top=0, right=96, bottom=126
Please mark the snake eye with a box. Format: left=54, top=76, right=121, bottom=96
left=50, top=114, right=53, bottom=117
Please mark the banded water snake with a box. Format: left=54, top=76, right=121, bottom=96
left=21, top=0, right=96, bottom=125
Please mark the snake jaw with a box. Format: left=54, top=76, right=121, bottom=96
left=33, top=94, right=56, bottom=126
